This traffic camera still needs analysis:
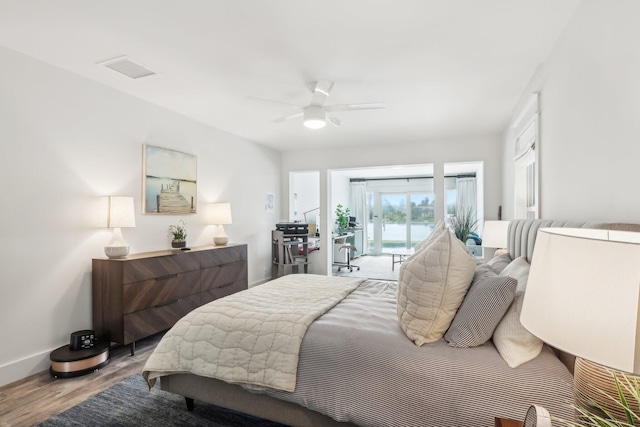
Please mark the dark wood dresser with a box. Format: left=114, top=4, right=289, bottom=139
left=92, top=244, right=248, bottom=354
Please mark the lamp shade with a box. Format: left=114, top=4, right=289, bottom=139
left=482, top=220, right=509, bottom=248
left=207, top=203, right=232, bottom=225
left=521, top=227, right=640, bottom=374
left=102, top=196, right=136, bottom=228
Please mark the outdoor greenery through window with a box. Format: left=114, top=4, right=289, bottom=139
left=365, top=177, right=435, bottom=253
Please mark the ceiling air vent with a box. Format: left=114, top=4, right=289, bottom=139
left=98, top=56, right=157, bottom=79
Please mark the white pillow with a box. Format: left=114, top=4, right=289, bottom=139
left=397, top=229, right=477, bottom=346
left=492, top=257, right=543, bottom=367
left=413, top=220, right=446, bottom=254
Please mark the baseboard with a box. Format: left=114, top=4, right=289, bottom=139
left=249, top=277, right=271, bottom=288
left=0, top=349, right=52, bottom=387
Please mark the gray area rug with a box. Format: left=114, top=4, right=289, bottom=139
left=38, top=374, right=286, bottom=427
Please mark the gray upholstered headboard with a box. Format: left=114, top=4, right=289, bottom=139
left=507, top=219, right=640, bottom=263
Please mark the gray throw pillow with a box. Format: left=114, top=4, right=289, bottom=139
left=444, top=264, right=518, bottom=348
left=487, top=253, right=513, bottom=274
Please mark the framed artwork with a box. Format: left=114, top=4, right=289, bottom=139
left=142, top=144, right=197, bottom=214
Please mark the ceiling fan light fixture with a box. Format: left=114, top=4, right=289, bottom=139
left=303, top=105, right=326, bottom=129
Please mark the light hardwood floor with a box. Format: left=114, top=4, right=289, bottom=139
left=0, top=333, right=163, bottom=427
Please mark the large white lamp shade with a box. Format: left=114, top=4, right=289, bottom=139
left=521, top=227, right=640, bottom=373
left=101, top=196, right=136, bottom=258
left=521, top=227, right=640, bottom=421
left=207, top=203, right=232, bottom=245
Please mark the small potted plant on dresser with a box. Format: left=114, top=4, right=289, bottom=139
left=169, top=220, right=187, bottom=248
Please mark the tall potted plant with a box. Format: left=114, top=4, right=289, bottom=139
left=450, top=208, right=478, bottom=244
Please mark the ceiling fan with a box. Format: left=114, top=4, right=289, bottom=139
left=248, top=80, right=386, bottom=129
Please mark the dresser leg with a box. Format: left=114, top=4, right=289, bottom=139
left=185, top=397, right=195, bottom=411
left=130, top=341, right=135, bottom=356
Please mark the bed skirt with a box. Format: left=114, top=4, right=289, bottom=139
left=160, top=373, right=357, bottom=427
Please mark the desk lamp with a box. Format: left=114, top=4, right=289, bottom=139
left=102, top=196, right=136, bottom=258
left=208, top=203, right=232, bottom=245
left=521, top=227, right=640, bottom=423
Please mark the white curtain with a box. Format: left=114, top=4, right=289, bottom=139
left=456, top=177, right=477, bottom=222
left=349, top=181, right=368, bottom=255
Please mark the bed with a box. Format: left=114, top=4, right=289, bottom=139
left=142, top=219, right=640, bottom=427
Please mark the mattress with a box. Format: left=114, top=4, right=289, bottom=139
left=258, top=279, right=575, bottom=427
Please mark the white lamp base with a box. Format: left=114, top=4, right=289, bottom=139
left=494, top=248, right=508, bottom=257
left=105, top=227, right=130, bottom=258
left=213, top=236, right=228, bottom=245
left=213, top=224, right=229, bottom=246
left=105, top=245, right=130, bottom=258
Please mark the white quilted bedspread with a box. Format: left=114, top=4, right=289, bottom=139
left=142, top=274, right=364, bottom=392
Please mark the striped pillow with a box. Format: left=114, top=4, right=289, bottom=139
left=445, top=264, right=518, bottom=347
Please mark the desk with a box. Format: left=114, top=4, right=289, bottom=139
left=332, top=233, right=354, bottom=263
left=389, top=248, right=415, bottom=271
left=346, top=228, right=364, bottom=258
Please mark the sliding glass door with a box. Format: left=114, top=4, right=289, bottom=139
left=368, top=191, right=434, bottom=254
left=381, top=193, right=406, bottom=250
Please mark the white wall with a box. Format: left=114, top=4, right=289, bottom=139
left=289, top=171, right=319, bottom=223
left=502, top=0, right=640, bottom=222
left=283, top=136, right=503, bottom=273
left=0, top=46, right=281, bottom=386
left=330, top=173, right=351, bottom=229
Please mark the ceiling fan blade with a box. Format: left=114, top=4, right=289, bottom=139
left=327, top=115, right=344, bottom=127
left=326, top=102, right=387, bottom=112
left=246, top=96, right=303, bottom=108
left=271, top=112, right=304, bottom=123
left=309, top=80, right=334, bottom=106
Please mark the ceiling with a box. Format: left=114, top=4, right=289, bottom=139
left=0, top=1, right=580, bottom=152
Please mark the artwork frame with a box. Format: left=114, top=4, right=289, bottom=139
left=142, top=144, right=197, bottom=215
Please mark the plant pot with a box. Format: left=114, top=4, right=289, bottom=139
left=171, top=240, right=186, bottom=249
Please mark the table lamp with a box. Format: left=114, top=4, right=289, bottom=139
left=521, top=227, right=640, bottom=423
left=208, top=203, right=232, bottom=245
left=102, top=196, right=136, bottom=258
left=482, top=220, right=510, bottom=257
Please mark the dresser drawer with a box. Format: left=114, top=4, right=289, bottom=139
left=123, top=294, right=200, bottom=343
left=123, top=270, right=201, bottom=314
left=122, top=252, right=201, bottom=284
left=200, top=245, right=247, bottom=268
left=201, top=261, right=248, bottom=292
left=201, top=280, right=248, bottom=305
